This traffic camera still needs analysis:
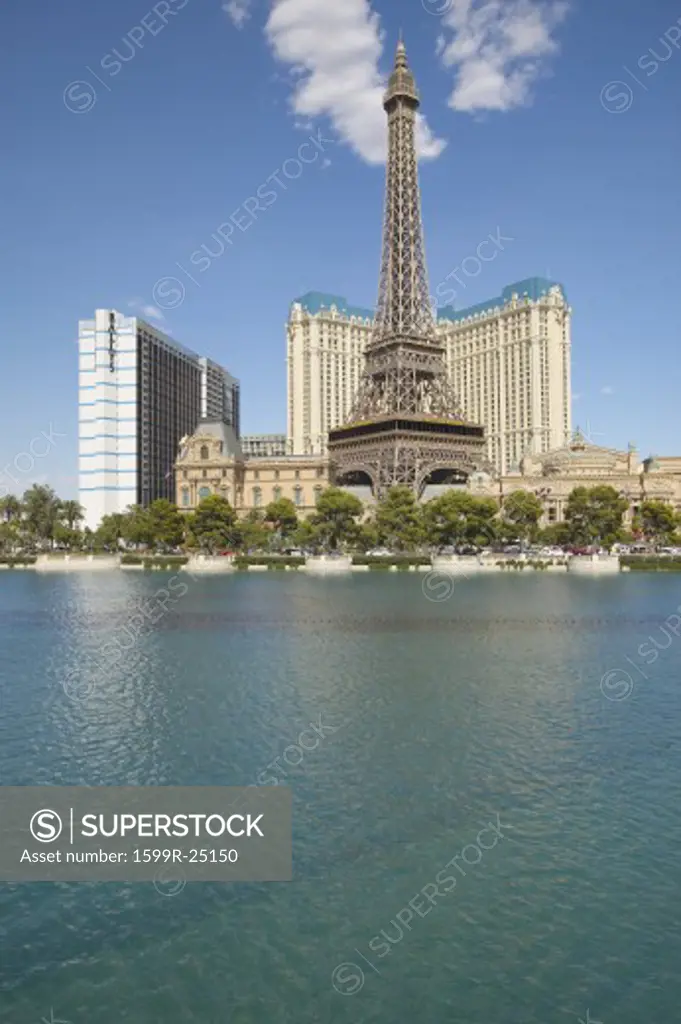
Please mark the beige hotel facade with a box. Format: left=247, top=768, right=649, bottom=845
left=287, top=277, right=571, bottom=476
left=175, top=420, right=328, bottom=517
left=175, top=421, right=681, bottom=527
left=174, top=279, right=681, bottom=525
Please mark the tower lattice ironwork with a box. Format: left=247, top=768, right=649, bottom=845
left=328, top=40, right=490, bottom=497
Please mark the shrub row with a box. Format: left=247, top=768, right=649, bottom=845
left=0, top=557, right=37, bottom=566
left=496, top=559, right=563, bottom=570
left=351, top=555, right=430, bottom=566
left=362, top=562, right=414, bottom=571
left=233, top=556, right=305, bottom=569
left=120, top=554, right=189, bottom=566
left=621, top=556, right=681, bottom=571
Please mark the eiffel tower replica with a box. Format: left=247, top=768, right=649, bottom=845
left=328, top=39, right=489, bottom=497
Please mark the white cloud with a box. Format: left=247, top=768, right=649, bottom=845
left=128, top=299, right=165, bottom=322
left=265, top=0, right=445, bottom=164
left=223, top=0, right=252, bottom=29
left=142, top=305, right=165, bottom=321
left=572, top=392, right=581, bottom=402
left=600, top=385, right=614, bottom=395
left=439, top=0, right=569, bottom=113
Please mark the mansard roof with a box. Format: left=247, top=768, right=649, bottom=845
left=180, top=418, right=243, bottom=459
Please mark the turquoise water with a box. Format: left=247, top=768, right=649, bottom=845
left=1, top=571, right=680, bottom=1023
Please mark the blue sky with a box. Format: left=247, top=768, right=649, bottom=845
left=1, top=0, right=680, bottom=499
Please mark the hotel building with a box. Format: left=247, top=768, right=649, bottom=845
left=241, top=434, right=289, bottom=458
left=287, top=277, right=572, bottom=476
left=78, top=309, right=239, bottom=529
left=175, top=420, right=328, bottom=516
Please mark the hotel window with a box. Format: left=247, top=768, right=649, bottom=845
left=294, top=486, right=303, bottom=507
left=200, top=445, right=209, bottom=460
left=198, top=486, right=211, bottom=501
left=295, top=469, right=300, bottom=479
left=273, top=486, right=282, bottom=500
left=253, top=469, right=259, bottom=480
left=253, top=487, right=262, bottom=507
left=274, top=470, right=280, bottom=480
left=182, top=488, right=190, bottom=507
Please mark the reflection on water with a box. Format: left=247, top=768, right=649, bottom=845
left=1, top=573, right=681, bottom=1023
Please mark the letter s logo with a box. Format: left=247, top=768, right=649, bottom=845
left=30, top=809, right=63, bottom=843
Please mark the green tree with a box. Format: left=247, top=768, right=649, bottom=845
left=121, top=506, right=156, bottom=549
left=60, top=499, right=84, bottom=532
left=264, top=498, right=299, bottom=548
left=639, top=499, right=678, bottom=546
left=630, top=513, right=643, bottom=540
left=312, top=487, right=363, bottom=551
left=502, top=490, right=544, bottom=544
left=354, top=519, right=379, bottom=553
left=423, top=492, right=498, bottom=550
left=537, top=522, right=570, bottom=547
left=95, top=513, right=127, bottom=550
left=618, top=529, right=637, bottom=547
left=22, top=485, right=62, bottom=549
left=189, top=494, right=238, bottom=553
left=147, top=499, right=185, bottom=550
left=564, top=485, right=628, bottom=549
left=0, top=495, right=22, bottom=522
left=81, top=526, right=96, bottom=552
left=0, top=520, right=19, bottom=554
left=292, top=517, right=324, bottom=553
left=374, top=486, right=424, bottom=551
left=236, top=510, right=270, bottom=553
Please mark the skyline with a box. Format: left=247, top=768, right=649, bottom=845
left=2, top=0, right=680, bottom=499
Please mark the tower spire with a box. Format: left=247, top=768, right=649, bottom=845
left=385, top=33, right=419, bottom=109
left=375, top=35, right=430, bottom=343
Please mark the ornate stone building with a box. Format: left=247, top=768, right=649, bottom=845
left=175, top=419, right=328, bottom=516
left=468, top=430, right=681, bottom=526
left=175, top=422, right=681, bottom=527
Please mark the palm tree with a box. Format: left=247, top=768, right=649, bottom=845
left=0, top=495, right=22, bottom=522
left=60, top=500, right=84, bottom=531
left=0, top=520, right=19, bottom=554
left=21, top=485, right=62, bottom=549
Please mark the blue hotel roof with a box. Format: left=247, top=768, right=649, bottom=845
left=293, top=292, right=374, bottom=319
left=293, top=277, right=566, bottom=323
